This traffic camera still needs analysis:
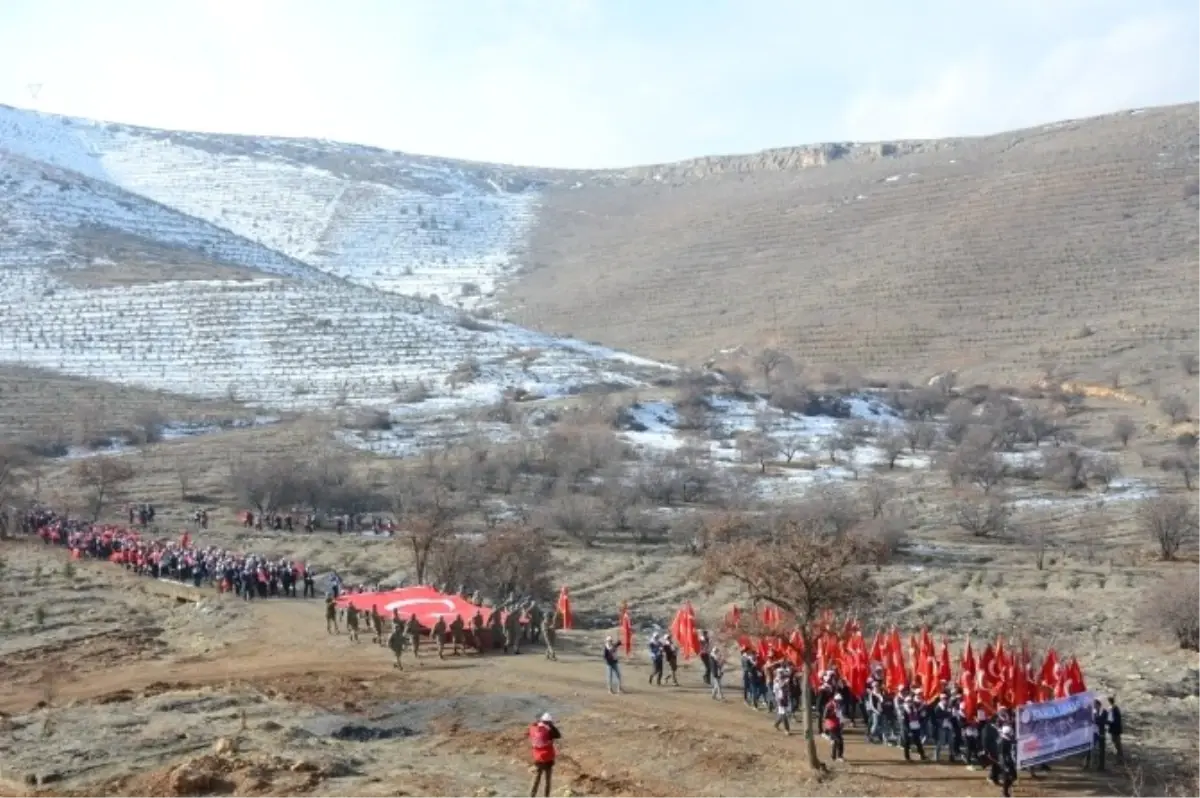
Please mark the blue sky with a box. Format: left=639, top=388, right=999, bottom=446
left=0, top=0, right=1195, bottom=168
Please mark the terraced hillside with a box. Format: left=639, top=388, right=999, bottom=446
left=507, top=104, right=1200, bottom=393
left=0, top=104, right=563, bottom=308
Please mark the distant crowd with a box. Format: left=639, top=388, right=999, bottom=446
left=240, top=509, right=395, bottom=536
left=17, top=506, right=318, bottom=600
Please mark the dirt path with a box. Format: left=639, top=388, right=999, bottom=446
left=1, top=587, right=1128, bottom=797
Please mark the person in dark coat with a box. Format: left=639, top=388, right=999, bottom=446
left=1107, top=695, right=1124, bottom=764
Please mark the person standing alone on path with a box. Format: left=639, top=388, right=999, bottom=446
left=529, top=712, right=561, bottom=798
left=698, top=630, right=712, bottom=686
left=709, top=646, right=726, bottom=700
left=603, top=636, right=624, bottom=694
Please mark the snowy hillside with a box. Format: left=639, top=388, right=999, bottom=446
left=0, top=104, right=546, bottom=307
left=0, top=268, right=666, bottom=411
left=0, top=151, right=329, bottom=280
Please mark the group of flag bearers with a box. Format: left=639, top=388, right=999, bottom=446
left=595, top=602, right=1095, bottom=796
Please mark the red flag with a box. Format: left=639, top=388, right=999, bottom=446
left=921, top=655, right=940, bottom=703
left=1010, top=658, right=1030, bottom=707
left=979, top=644, right=997, bottom=691
left=1066, top=657, right=1087, bottom=694
left=619, top=603, right=633, bottom=660
left=556, top=586, right=573, bottom=630
left=961, top=636, right=977, bottom=680
left=1039, top=649, right=1060, bottom=700
left=724, top=604, right=742, bottom=631
left=180, top=530, right=191, bottom=549
left=937, top=638, right=953, bottom=685
left=868, top=631, right=884, bottom=665
left=761, top=604, right=782, bottom=629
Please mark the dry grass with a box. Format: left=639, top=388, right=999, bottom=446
left=58, top=261, right=263, bottom=289
left=61, top=227, right=274, bottom=286
left=505, top=104, right=1199, bottom=401
left=0, top=366, right=255, bottom=443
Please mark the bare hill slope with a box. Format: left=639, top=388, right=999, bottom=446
left=505, top=104, right=1200, bottom=392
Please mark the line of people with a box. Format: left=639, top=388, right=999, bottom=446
left=18, top=508, right=318, bottom=600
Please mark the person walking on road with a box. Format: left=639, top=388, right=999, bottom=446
left=603, top=636, right=624, bottom=694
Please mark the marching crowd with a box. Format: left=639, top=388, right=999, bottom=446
left=594, top=630, right=1118, bottom=797
left=17, top=507, right=318, bottom=600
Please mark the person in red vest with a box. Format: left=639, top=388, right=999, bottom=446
left=528, top=712, right=561, bottom=797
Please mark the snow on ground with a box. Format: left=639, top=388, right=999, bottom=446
left=0, top=104, right=543, bottom=307
left=0, top=152, right=330, bottom=281
left=1010, top=476, right=1157, bottom=509
left=56, top=416, right=280, bottom=460
left=0, top=270, right=669, bottom=411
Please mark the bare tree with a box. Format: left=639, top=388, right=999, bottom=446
left=1159, top=448, right=1199, bottom=490
left=478, top=523, right=554, bottom=601
left=1043, top=446, right=1091, bottom=491
left=1139, top=570, right=1199, bottom=651
left=1160, top=394, right=1190, bottom=424
left=737, top=431, right=779, bottom=473
left=391, top=472, right=460, bottom=584
left=1113, top=415, right=1137, bottom=448
left=1180, top=352, right=1199, bottom=377
left=1139, top=496, right=1199, bottom=561
left=71, top=457, right=136, bottom=522
left=699, top=510, right=885, bottom=770
left=779, top=434, right=806, bottom=464
left=1087, top=454, right=1121, bottom=492
left=904, top=420, right=938, bottom=453
left=541, top=492, right=603, bottom=545
left=769, top=380, right=810, bottom=414
left=861, top=475, right=896, bottom=518
left=172, top=454, right=194, bottom=501
left=1024, top=404, right=1059, bottom=448
left=1018, top=522, right=1052, bottom=570
left=881, top=433, right=907, bottom=469
left=945, top=438, right=1007, bottom=493
left=952, top=493, right=1012, bottom=538
left=754, top=348, right=791, bottom=387
left=723, top=366, right=750, bottom=395
left=131, top=407, right=167, bottom=444
left=0, top=444, right=30, bottom=534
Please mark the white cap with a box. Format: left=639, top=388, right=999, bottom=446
left=606, top=635, right=614, bottom=643
left=540, top=712, right=554, bottom=723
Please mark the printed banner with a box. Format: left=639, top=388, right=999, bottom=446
left=1016, top=691, right=1096, bottom=768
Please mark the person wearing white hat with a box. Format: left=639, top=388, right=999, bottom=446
left=528, top=712, right=561, bottom=797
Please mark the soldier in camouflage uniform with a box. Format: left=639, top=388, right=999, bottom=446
left=403, top=613, right=422, bottom=659
left=325, top=596, right=339, bottom=634
left=541, top=615, right=557, bottom=661
left=346, top=605, right=360, bottom=642
left=528, top=603, right=543, bottom=644
left=431, top=616, right=448, bottom=659
left=449, top=614, right=466, bottom=655
left=504, top=608, right=522, bottom=654
left=488, top=610, right=504, bottom=653
left=387, top=622, right=406, bottom=669
left=371, top=605, right=384, bottom=645
left=469, top=609, right=485, bottom=655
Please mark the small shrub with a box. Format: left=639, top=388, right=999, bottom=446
left=455, top=314, right=495, bottom=333
left=1160, top=394, right=1190, bottom=424
left=1139, top=496, right=1199, bottom=561
left=1181, top=352, right=1199, bottom=376
left=34, top=605, right=46, bottom=626
left=1139, top=570, right=1199, bottom=651
left=1112, top=415, right=1136, bottom=447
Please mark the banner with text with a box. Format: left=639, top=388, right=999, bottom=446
left=1016, top=691, right=1096, bottom=768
